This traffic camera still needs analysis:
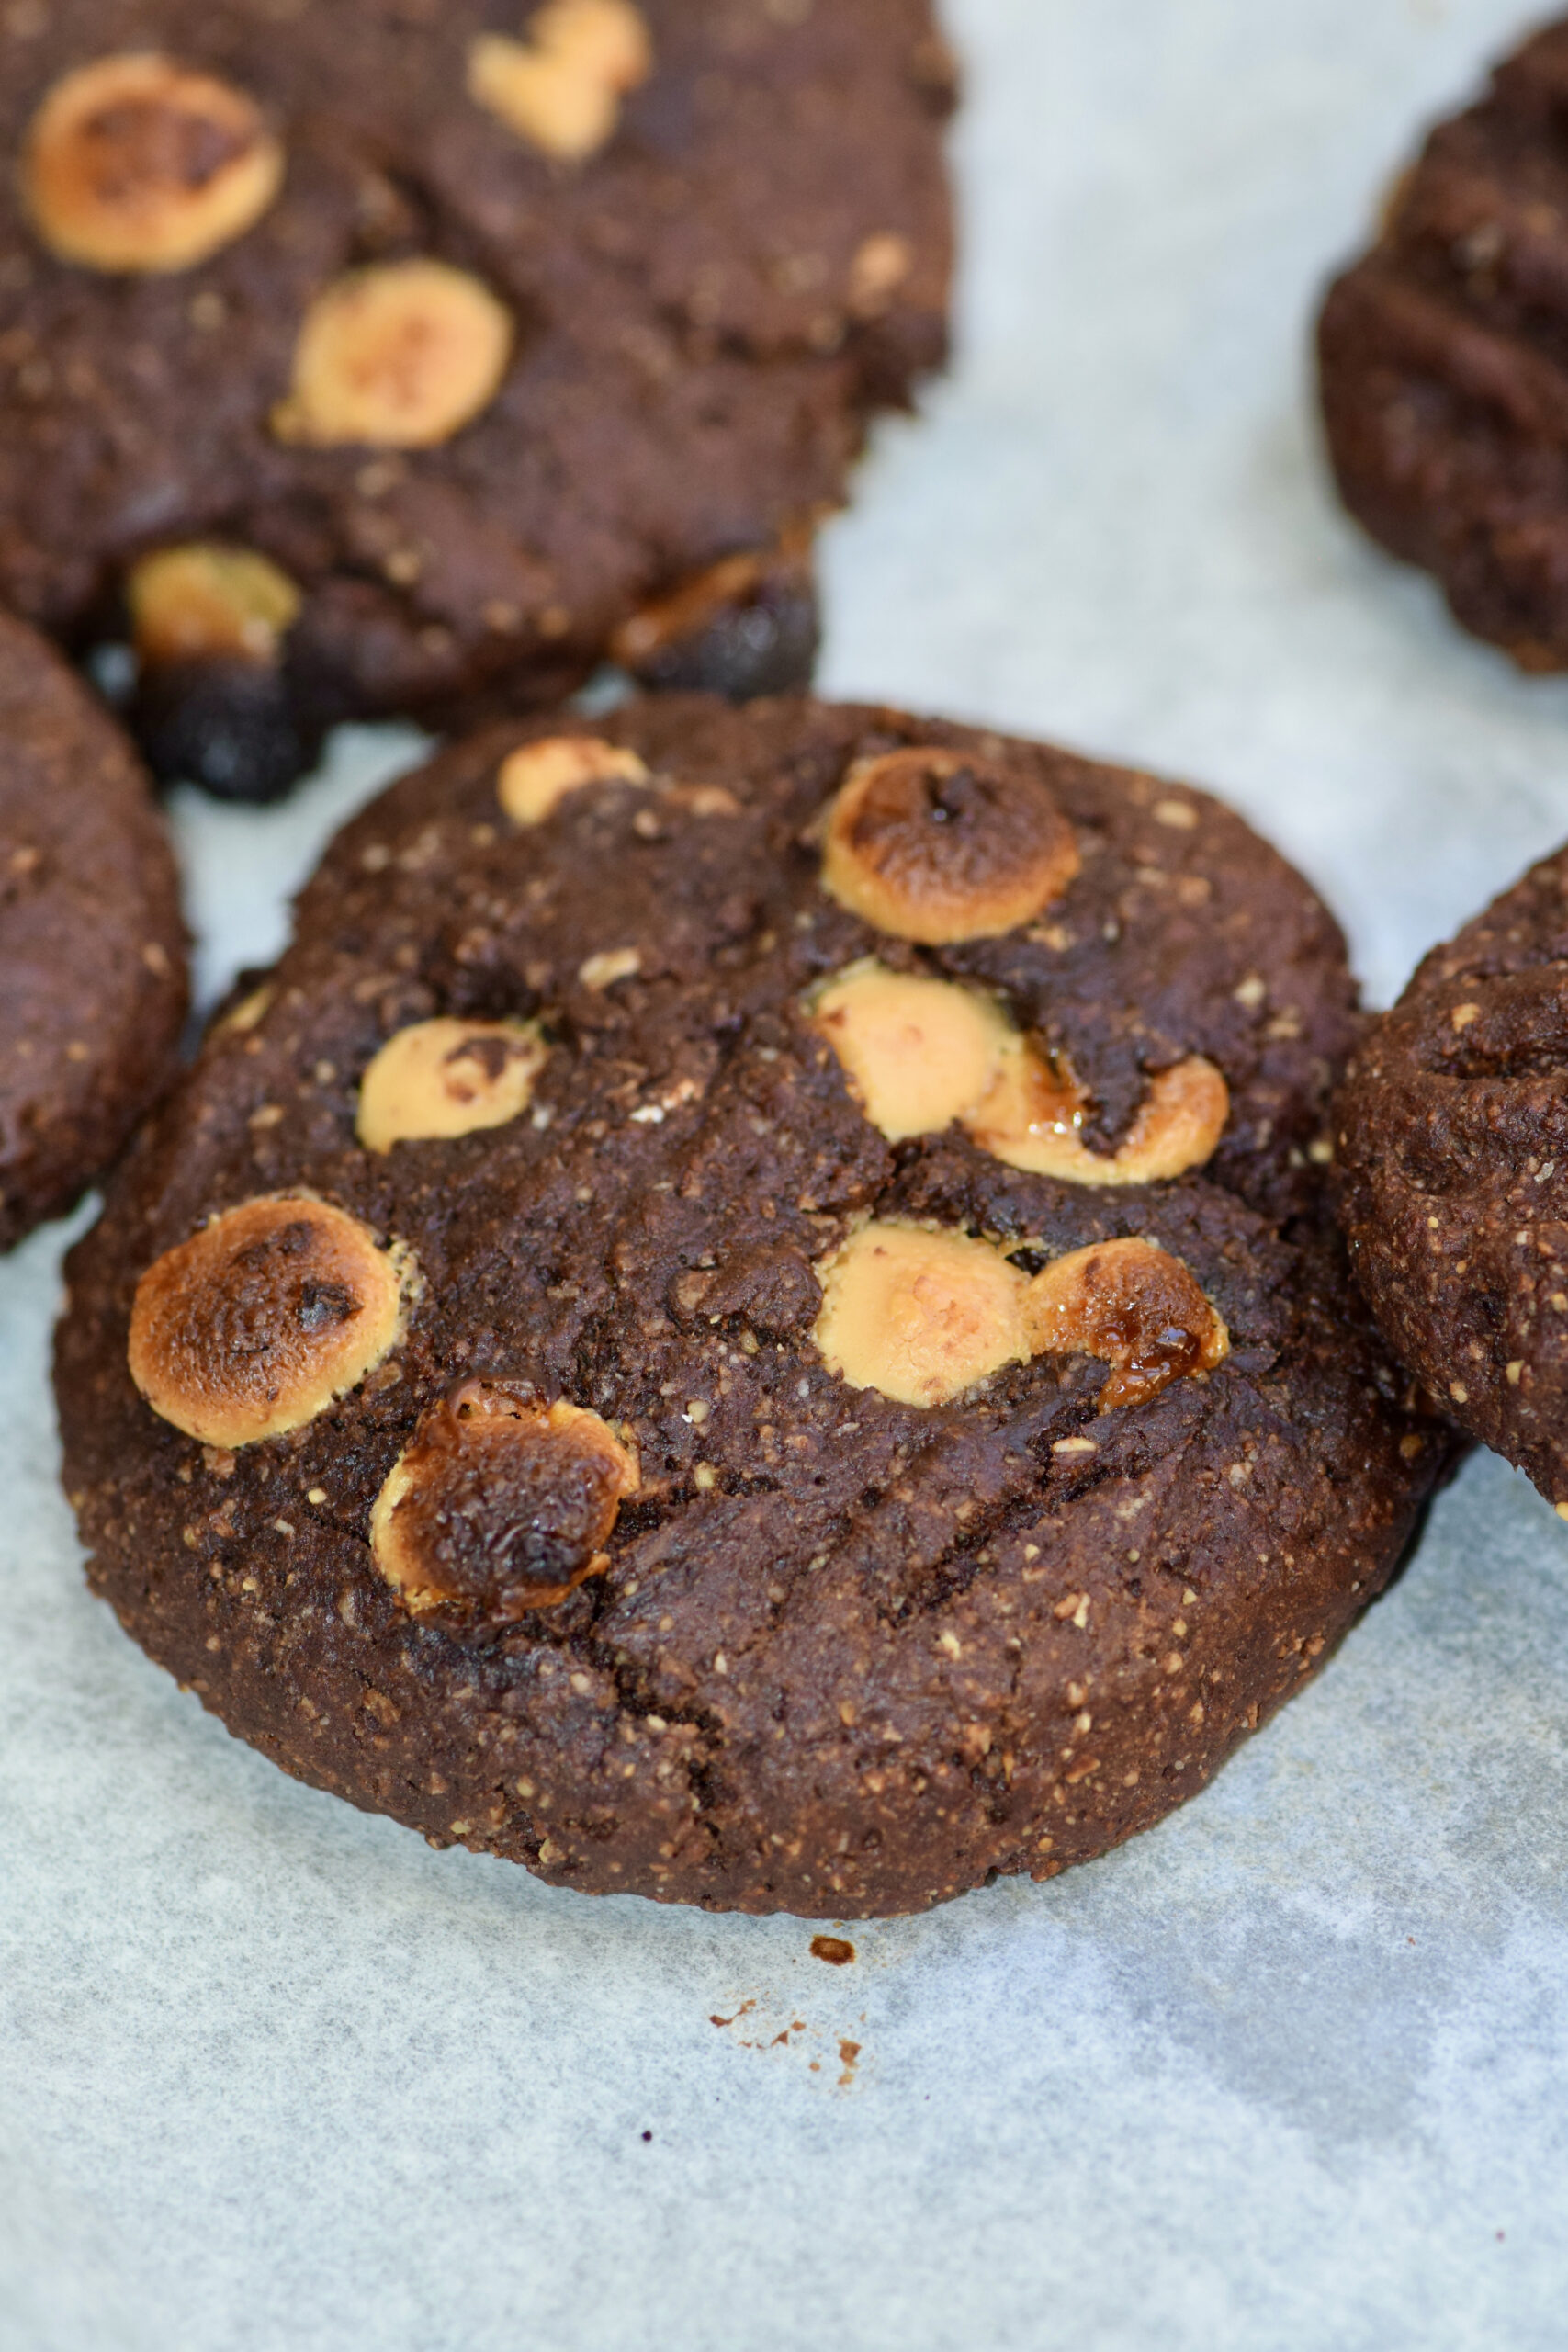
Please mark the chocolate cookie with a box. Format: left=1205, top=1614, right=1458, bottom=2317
left=1319, top=18, right=1568, bottom=669
left=0, top=607, right=186, bottom=1251
left=1337, top=844, right=1568, bottom=1510
left=55, top=695, right=1445, bottom=1916
left=0, top=3, right=953, bottom=800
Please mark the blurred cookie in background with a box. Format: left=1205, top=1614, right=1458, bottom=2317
left=0, top=0, right=954, bottom=801
left=1338, top=843, right=1568, bottom=1513
left=0, top=608, right=186, bottom=1250
left=1321, top=17, right=1568, bottom=671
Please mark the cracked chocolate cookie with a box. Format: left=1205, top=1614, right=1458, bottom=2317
left=1337, top=843, right=1568, bottom=1510
left=0, top=607, right=186, bottom=1251
left=0, top=2, right=953, bottom=800
left=55, top=695, right=1446, bottom=1916
left=1319, top=18, right=1568, bottom=669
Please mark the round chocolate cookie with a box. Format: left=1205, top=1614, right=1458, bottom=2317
left=0, top=606, right=186, bottom=1251
left=56, top=695, right=1446, bottom=1916
left=1337, top=844, right=1568, bottom=1511
left=0, top=2, right=952, bottom=801
left=1319, top=17, right=1568, bottom=670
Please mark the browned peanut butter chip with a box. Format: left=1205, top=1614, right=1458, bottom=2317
left=808, top=961, right=1010, bottom=1143
left=496, top=734, right=649, bottom=826
left=967, top=1040, right=1230, bottom=1187
left=23, top=54, right=283, bottom=274
left=468, top=0, right=652, bottom=163
left=129, top=1197, right=410, bottom=1448
left=821, top=749, right=1081, bottom=946
left=356, top=1018, right=547, bottom=1153
left=273, top=260, right=513, bottom=450
left=1025, top=1239, right=1229, bottom=1411
left=814, top=1221, right=1032, bottom=1408
left=370, top=1383, right=639, bottom=1623
left=128, top=545, right=301, bottom=669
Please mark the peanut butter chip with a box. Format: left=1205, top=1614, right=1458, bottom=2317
left=821, top=749, right=1081, bottom=946
left=23, top=54, right=283, bottom=273
left=371, top=1385, right=639, bottom=1623
left=812, top=1225, right=1225, bottom=1416
left=849, top=232, right=914, bottom=314
left=469, top=0, right=652, bottom=162
left=356, top=1019, right=548, bottom=1153
left=273, top=260, right=513, bottom=449
left=1025, top=1239, right=1229, bottom=1410
left=129, top=1197, right=410, bottom=1448
left=808, top=957, right=1227, bottom=1182
left=496, top=734, right=649, bottom=826
left=966, top=1041, right=1230, bottom=1186
left=813, top=1223, right=1032, bottom=1408
left=128, top=544, right=301, bottom=668
left=809, top=961, right=1010, bottom=1143
left=218, top=983, right=274, bottom=1036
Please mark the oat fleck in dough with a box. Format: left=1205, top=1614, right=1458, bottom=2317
left=1337, top=845, right=1568, bottom=1512
left=56, top=695, right=1448, bottom=1917
left=0, top=1, right=953, bottom=798
left=0, top=610, right=186, bottom=1251
left=1319, top=17, right=1568, bottom=669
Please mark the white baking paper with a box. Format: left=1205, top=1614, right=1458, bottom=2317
left=6, top=5, right=1568, bottom=2346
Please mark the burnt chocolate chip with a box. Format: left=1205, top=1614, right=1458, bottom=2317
left=631, top=572, right=820, bottom=700
left=615, top=543, right=821, bottom=701
left=132, top=658, right=321, bottom=805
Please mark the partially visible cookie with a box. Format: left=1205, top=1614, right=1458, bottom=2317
left=55, top=695, right=1445, bottom=1917
left=0, top=2, right=953, bottom=799
left=1337, top=846, right=1568, bottom=1509
left=1319, top=18, right=1568, bottom=668
left=0, top=609, right=186, bottom=1250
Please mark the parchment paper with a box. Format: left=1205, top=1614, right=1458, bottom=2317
left=6, top=5, right=1568, bottom=2346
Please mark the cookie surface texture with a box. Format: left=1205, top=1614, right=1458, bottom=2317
left=1337, top=845, right=1568, bottom=1509
left=0, top=2, right=953, bottom=795
left=56, top=695, right=1446, bottom=1916
left=0, top=609, right=186, bottom=1250
left=1319, top=17, right=1568, bottom=669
